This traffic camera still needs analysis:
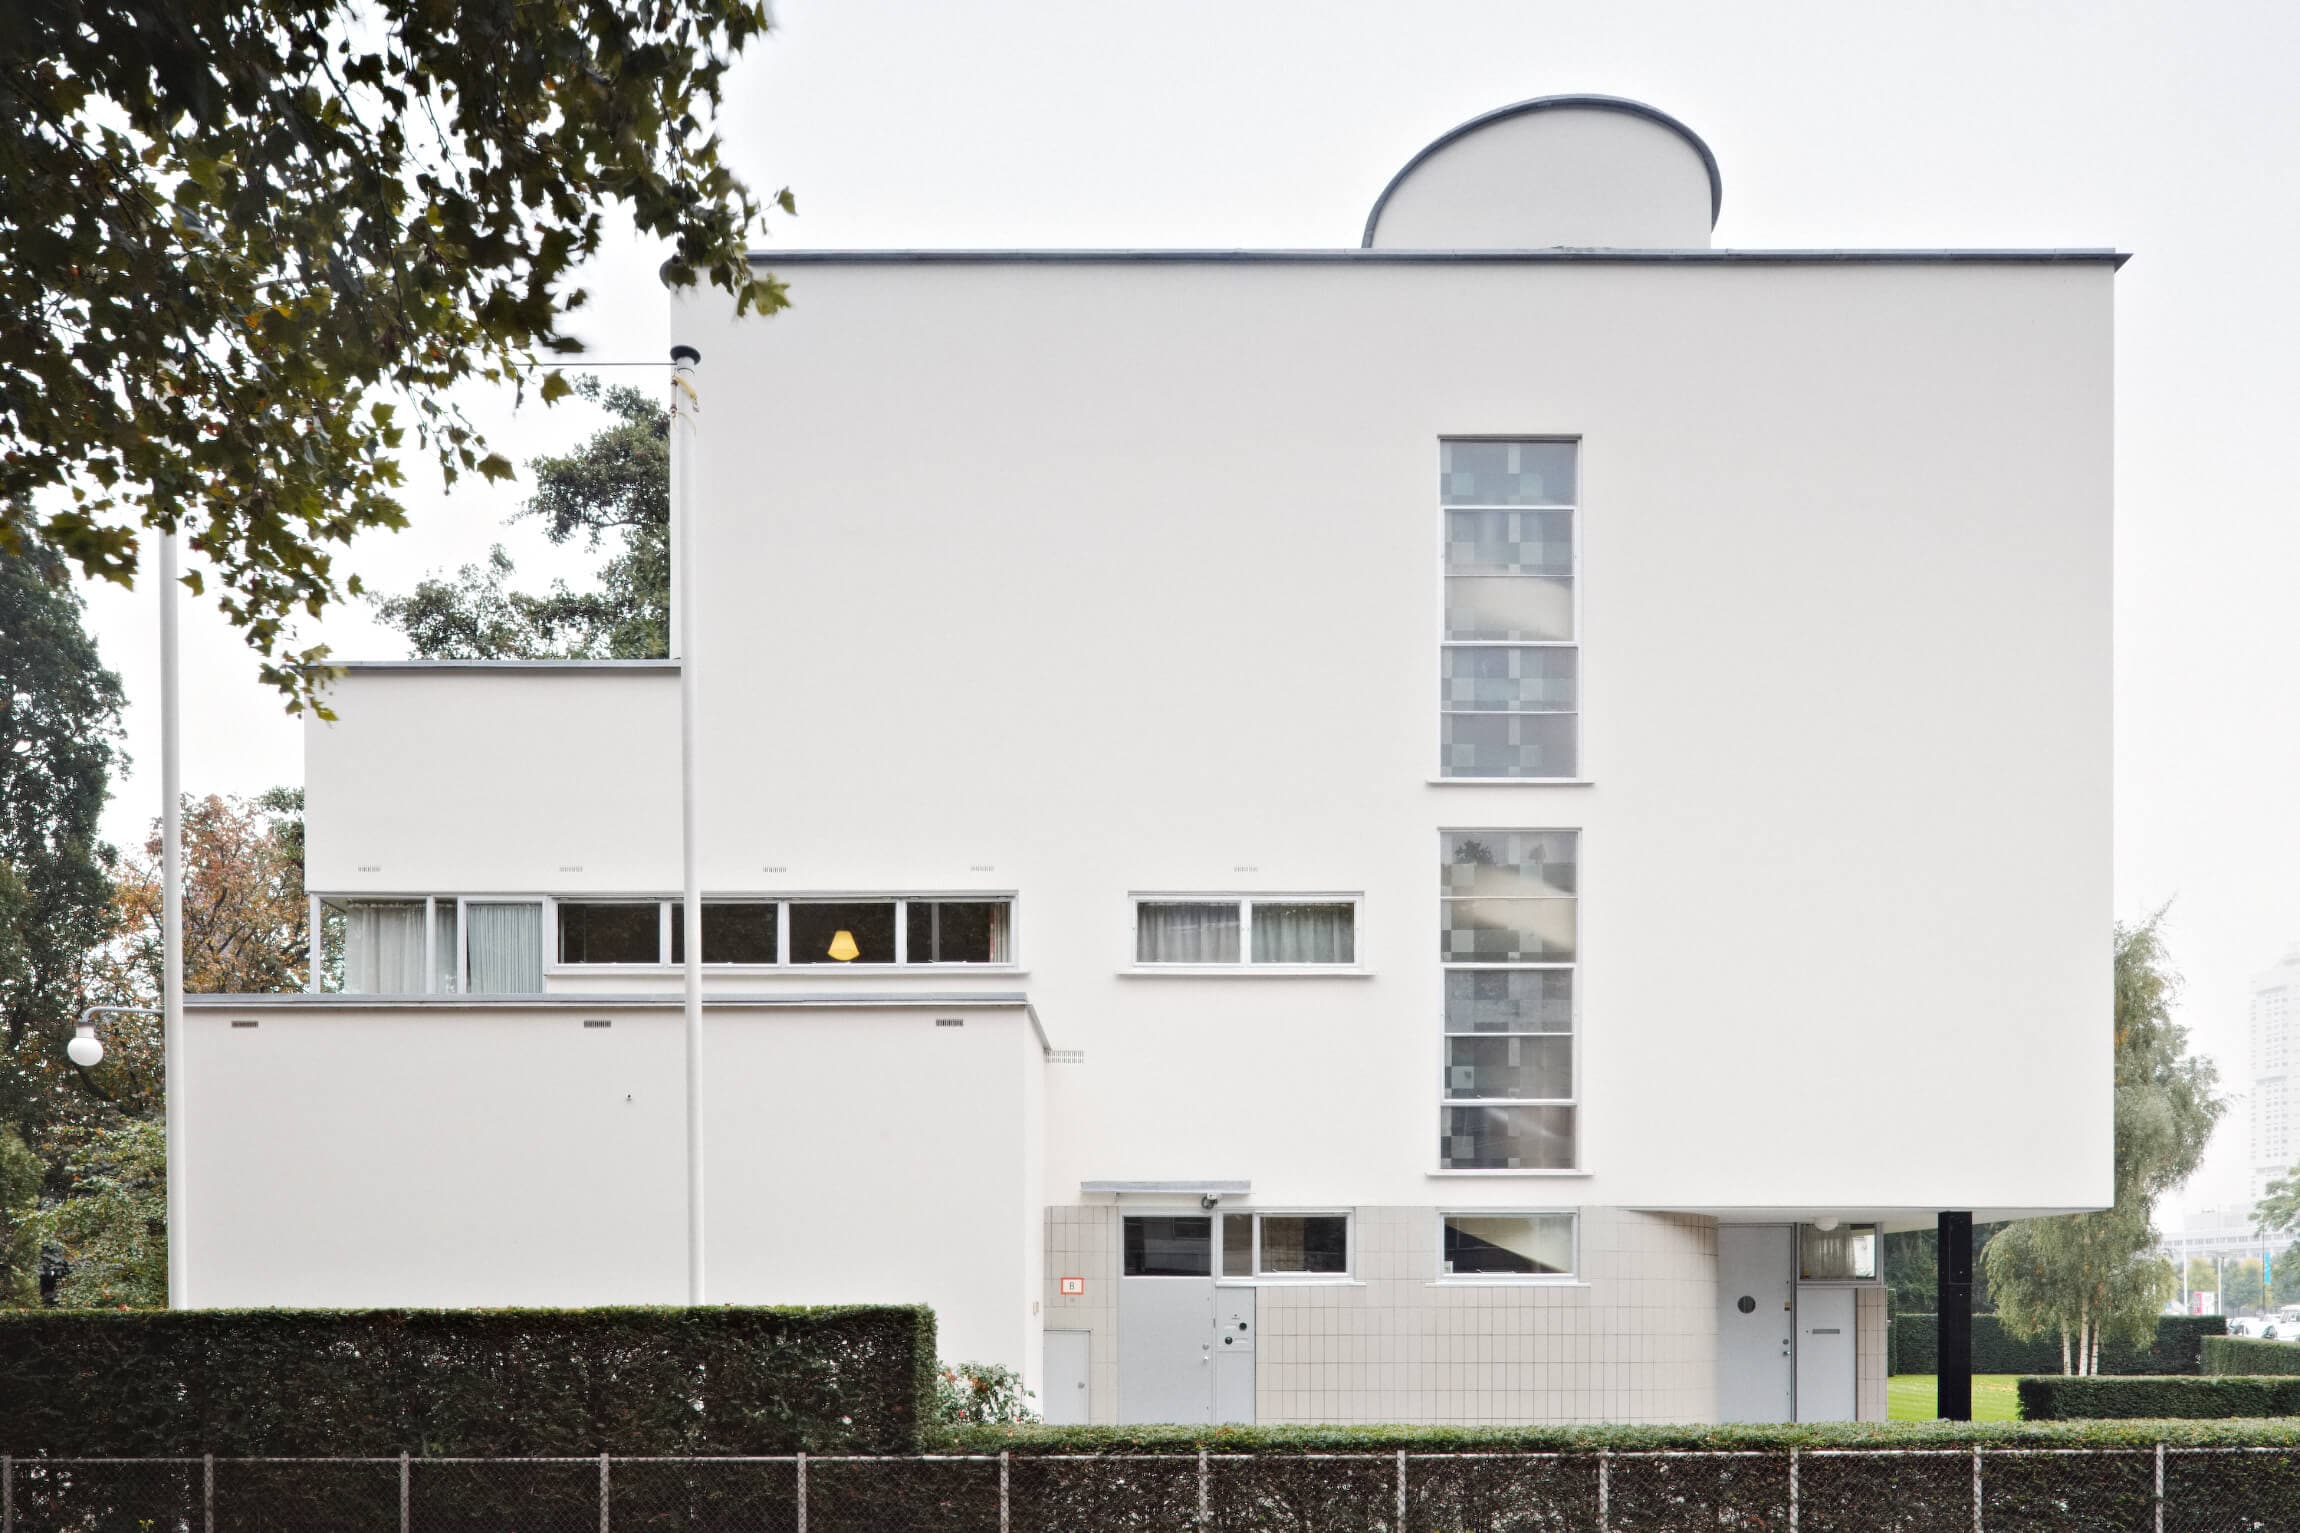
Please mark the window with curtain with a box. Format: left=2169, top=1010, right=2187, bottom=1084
left=1440, top=830, right=1577, bottom=1169
left=1136, top=898, right=1356, bottom=966
left=465, top=902, right=544, bottom=993
left=1440, top=438, right=1579, bottom=779
left=905, top=900, right=1012, bottom=963
left=1800, top=1224, right=1879, bottom=1281
left=340, top=900, right=426, bottom=994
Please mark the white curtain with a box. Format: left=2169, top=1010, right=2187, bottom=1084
left=1137, top=902, right=1239, bottom=963
left=466, top=902, right=543, bottom=994
left=343, top=902, right=426, bottom=994
left=1252, top=903, right=1355, bottom=964
left=434, top=903, right=460, bottom=993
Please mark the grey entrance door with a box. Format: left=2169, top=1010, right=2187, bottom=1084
left=1718, top=1225, right=1796, bottom=1422
left=1116, top=1214, right=1256, bottom=1424
left=1795, top=1286, right=1857, bottom=1422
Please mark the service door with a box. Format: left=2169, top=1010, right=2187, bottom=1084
left=1118, top=1215, right=1218, bottom=1424
left=1718, top=1225, right=1796, bottom=1422
left=1795, top=1287, right=1857, bottom=1422
left=1044, top=1330, right=1090, bottom=1426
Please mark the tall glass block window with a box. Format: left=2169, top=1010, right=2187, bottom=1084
left=1440, top=830, right=1577, bottom=1169
left=1440, top=439, right=1578, bottom=778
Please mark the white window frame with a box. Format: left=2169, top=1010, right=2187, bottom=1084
left=1126, top=894, right=1364, bottom=975
left=1436, top=829, right=1581, bottom=1174
left=1437, top=436, right=1584, bottom=783
left=1434, top=1210, right=1580, bottom=1284
left=1797, top=1222, right=1885, bottom=1285
left=1215, top=1209, right=1356, bottom=1284
left=532, top=893, right=1021, bottom=974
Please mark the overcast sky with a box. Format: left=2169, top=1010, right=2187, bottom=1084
left=71, top=0, right=2300, bottom=1223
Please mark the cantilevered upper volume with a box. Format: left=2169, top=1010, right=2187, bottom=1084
left=1362, top=94, right=1725, bottom=250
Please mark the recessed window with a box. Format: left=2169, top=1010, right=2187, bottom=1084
left=1440, top=439, right=1579, bottom=779
left=1123, top=1216, right=1212, bottom=1277
left=1800, top=1224, right=1880, bottom=1281
left=557, top=902, right=662, bottom=964
left=906, top=900, right=1012, bottom=964
left=1219, top=1212, right=1350, bottom=1277
left=790, top=901, right=896, bottom=964
left=1135, top=898, right=1356, bottom=967
left=1442, top=1213, right=1576, bottom=1278
left=669, top=902, right=780, bottom=965
left=466, top=901, right=544, bottom=994
left=1440, top=831, right=1576, bottom=1170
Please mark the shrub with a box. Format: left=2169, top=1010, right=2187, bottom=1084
left=2202, top=1336, right=2300, bottom=1376
left=2017, top=1375, right=2300, bottom=1420
left=1892, top=1313, right=2224, bottom=1375
left=933, top=1360, right=1040, bottom=1426
left=0, top=1304, right=939, bottom=1454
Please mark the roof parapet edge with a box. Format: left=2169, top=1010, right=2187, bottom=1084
left=742, top=247, right=2130, bottom=269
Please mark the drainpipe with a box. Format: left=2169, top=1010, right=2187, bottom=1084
left=671, top=344, right=706, bottom=1304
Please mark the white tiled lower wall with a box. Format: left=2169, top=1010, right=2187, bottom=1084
left=1855, top=1285, right=1888, bottom=1422
left=1042, top=1205, right=1718, bottom=1425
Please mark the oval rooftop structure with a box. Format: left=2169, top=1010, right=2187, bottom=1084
left=1363, top=95, right=1722, bottom=250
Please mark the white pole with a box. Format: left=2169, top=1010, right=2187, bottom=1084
left=671, top=344, right=705, bottom=1304
left=159, top=529, right=188, bottom=1307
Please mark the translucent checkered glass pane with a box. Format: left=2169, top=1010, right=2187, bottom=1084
left=1441, top=1104, right=1576, bottom=1169
left=1440, top=898, right=1577, bottom=962
left=1446, top=509, right=1573, bottom=575
left=1445, top=969, right=1573, bottom=1032
left=1440, top=832, right=1578, bottom=896
left=1441, top=439, right=1577, bottom=506
left=1442, top=646, right=1576, bottom=709
left=1446, top=1033, right=1572, bottom=1099
left=1441, top=712, right=1577, bottom=778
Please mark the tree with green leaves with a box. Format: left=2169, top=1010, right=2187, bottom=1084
left=22, top=1119, right=167, bottom=1308
left=1983, top=912, right=2221, bottom=1372
left=0, top=546, right=126, bottom=1139
left=374, top=377, right=668, bottom=657
left=4, top=0, right=787, bottom=706
left=2224, top=1257, right=2267, bottom=1314
left=2273, top=1247, right=2300, bottom=1308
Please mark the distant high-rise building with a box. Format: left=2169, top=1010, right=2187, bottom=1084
left=2250, top=947, right=2300, bottom=1207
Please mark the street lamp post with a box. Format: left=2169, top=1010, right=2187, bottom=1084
left=670, top=344, right=705, bottom=1305
left=160, top=530, right=188, bottom=1309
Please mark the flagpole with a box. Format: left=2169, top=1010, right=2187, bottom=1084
left=670, top=344, right=705, bottom=1304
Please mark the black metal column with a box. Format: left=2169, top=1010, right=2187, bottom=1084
left=1938, top=1211, right=1973, bottom=1421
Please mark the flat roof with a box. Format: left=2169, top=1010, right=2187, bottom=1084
left=745, top=247, right=2130, bottom=269
left=319, top=659, right=679, bottom=673
left=187, top=991, right=1026, bottom=1009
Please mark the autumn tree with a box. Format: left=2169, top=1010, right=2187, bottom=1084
left=1983, top=912, right=2222, bottom=1372
left=374, top=377, right=668, bottom=657
left=4, top=0, right=789, bottom=705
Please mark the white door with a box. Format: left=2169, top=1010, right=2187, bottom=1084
left=1795, top=1287, right=1857, bottom=1422
left=1717, top=1225, right=1796, bottom=1422
left=1043, top=1330, right=1090, bottom=1426
left=1212, top=1289, right=1256, bottom=1425
left=1118, top=1215, right=1218, bottom=1424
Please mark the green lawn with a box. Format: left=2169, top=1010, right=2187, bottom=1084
left=1888, top=1374, right=2023, bottom=1423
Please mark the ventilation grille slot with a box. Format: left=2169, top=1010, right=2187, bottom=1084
left=230, top=1019, right=259, bottom=1029
left=583, top=1019, right=613, bottom=1029
left=935, top=1018, right=964, bottom=1028
left=1047, top=1049, right=1086, bottom=1065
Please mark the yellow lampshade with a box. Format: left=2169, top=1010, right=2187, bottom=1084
left=827, top=929, right=861, bottom=962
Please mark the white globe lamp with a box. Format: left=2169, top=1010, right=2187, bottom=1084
left=66, top=1027, right=104, bottom=1068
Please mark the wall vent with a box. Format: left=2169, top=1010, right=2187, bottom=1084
left=230, top=1019, right=259, bottom=1029
left=357, top=864, right=382, bottom=872
left=583, top=1019, right=613, bottom=1029
left=559, top=865, right=584, bottom=872
left=935, top=1018, right=964, bottom=1028
left=1048, top=1049, right=1086, bottom=1065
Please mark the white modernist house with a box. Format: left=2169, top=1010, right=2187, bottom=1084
left=181, top=96, right=2116, bottom=1426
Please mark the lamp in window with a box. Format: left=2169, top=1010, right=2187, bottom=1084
left=827, top=929, right=860, bottom=962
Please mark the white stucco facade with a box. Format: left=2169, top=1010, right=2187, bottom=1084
left=183, top=97, right=2116, bottom=1426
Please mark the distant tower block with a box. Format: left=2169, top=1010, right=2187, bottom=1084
left=1363, top=94, right=1721, bottom=251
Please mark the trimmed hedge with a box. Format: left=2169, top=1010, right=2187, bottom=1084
left=2018, top=1374, right=2300, bottom=1420
left=0, top=1305, right=938, bottom=1455
left=942, top=1418, right=2300, bottom=1452
left=2204, top=1336, right=2300, bottom=1376
left=1891, top=1312, right=2224, bottom=1376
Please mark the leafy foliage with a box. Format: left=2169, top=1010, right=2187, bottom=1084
left=0, top=1129, right=42, bottom=1306
left=932, top=1359, right=1039, bottom=1426
left=944, top=1417, right=2300, bottom=1452
left=373, top=377, right=668, bottom=657
left=1891, top=1313, right=2223, bottom=1376
left=20, top=1119, right=167, bottom=1308
left=0, top=547, right=126, bottom=1137
left=2017, top=1374, right=2300, bottom=1421
left=1983, top=912, right=2221, bottom=1372
left=2203, top=1336, right=2300, bottom=1376
left=2224, top=1257, right=2268, bottom=1313
left=2, top=0, right=788, bottom=705
left=0, top=1304, right=938, bottom=1453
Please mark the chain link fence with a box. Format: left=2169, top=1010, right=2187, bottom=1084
left=0, top=1446, right=2289, bottom=1532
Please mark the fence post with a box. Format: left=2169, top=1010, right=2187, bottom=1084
left=599, top=1452, right=610, bottom=1533
left=399, top=1452, right=409, bottom=1533
left=2154, top=1442, right=2165, bottom=1533
left=4, top=1451, right=11, bottom=1533
left=203, top=1453, right=214, bottom=1533
left=1395, top=1448, right=1406, bottom=1532
left=1972, top=1444, right=1983, bottom=1533
left=795, top=1451, right=807, bottom=1533
left=1597, top=1448, right=1610, bottom=1533
left=1198, top=1447, right=1210, bottom=1531
left=1000, top=1450, right=1010, bottom=1533
left=1788, top=1446, right=1799, bottom=1533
